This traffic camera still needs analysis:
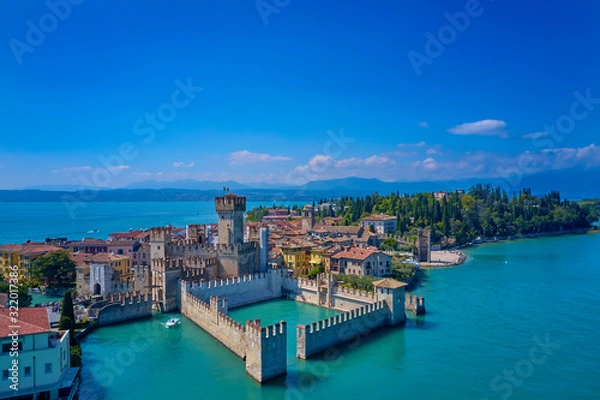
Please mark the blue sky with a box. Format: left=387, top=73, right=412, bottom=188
left=0, top=0, right=599, bottom=189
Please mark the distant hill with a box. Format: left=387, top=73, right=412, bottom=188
left=2, top=167, right=599, bottom=201
left=125, top=179, right=249, bottom=191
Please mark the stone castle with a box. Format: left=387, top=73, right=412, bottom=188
left=104, top=193, right=426, bottom=384
left=148, top=194, right=266, bottom=311
left=180, top=269, right=424, bottom=383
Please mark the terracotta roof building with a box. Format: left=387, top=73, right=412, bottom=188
left=0, top=308, right=80, bottom=399
left=330, top=246, right=392, bottom=277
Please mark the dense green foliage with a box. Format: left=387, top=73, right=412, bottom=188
left=70, top=345, right=82, bottom=367
left=245, top=205, right=271, bottom=222
left=333, top=185, right=599, bottom=246
left=380, top=238, right=399, bottom=251
left=60, top=290, right=77, bottom=346
left=334, top=274, right=376, bottom=291
left=31, top=250, right=76, bottom=289
left=0, top=272, right=33, bottom=307
left=307, top=265, right=324, bottom=279
left=390, top=260, right=418, bottom=281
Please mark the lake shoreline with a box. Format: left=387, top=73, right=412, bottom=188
left=421, top=228, right=595, bottom=269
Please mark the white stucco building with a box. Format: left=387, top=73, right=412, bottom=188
left=1, top=308, right=79, bottom=399
left=359, top=214, right=397, bottom=235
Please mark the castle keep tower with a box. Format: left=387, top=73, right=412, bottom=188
left=417, top=229, right=431, bottom=263
left=215, top=194, right=246, bottom=245
left=301, top=204, right=315, bottom=231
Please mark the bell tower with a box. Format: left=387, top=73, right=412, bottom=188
left=215, top=194, right=246, bottom=245
left=301, top=204, right=315, bottom=231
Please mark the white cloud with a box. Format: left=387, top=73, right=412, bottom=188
left=398, top=141, right=426, bottom=148
left=522, top=131, right=549, bottom=140
left=229, top=150, right=292, bottom=165
left=448, top=119, right=508, bottom=137
left=130, top=172, right=154, bottom=178
left=107, top=165, right=130, bottom=172
left=418, top=122, right=429, bottom=128
left=364, top=155, right=395, bottom=167
left=335, top=157, right=363, bottom=168
left=294, top=155, right=336, bottom=173
left=173, top=161, right=195, bottom=168
left=426, top=148, right=440, bottom=155
left=542, top=144, right=600, bottom=169
left=51, top=166, right=92, bottom=174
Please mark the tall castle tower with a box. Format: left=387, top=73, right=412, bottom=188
left=301, top=204, right=315, bottom=231
left=215, top=194, right=246, bottom=245
left=150, top=227, right=172, bottom=259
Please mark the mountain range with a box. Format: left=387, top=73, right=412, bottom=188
left=6, top=166, right=599, bottom=201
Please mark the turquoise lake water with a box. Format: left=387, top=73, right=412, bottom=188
left=1, top=202, right=599, bottom=399
left=0, top=201, right=294, bottom=243
left=74, top=233, right=600, bottom=400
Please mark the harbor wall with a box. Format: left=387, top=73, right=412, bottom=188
left=296, top=301, right=388, bottom=359
left=405, top=294, right=426, bottom=315
left=180, top=288, right=287, bottom=382
left=187, top=269, right=285, bottom=308
left=94, top=292, right=153, bottom=326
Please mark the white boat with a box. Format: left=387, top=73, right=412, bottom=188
left=165, top=318, right=181, bottom=328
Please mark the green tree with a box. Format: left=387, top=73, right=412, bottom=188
left=60, top=290, right=77, bottom=346
left=31, top=250, right=76, bottom=289
left=380, top=238, right=398, bottom=252
left=307, top=265, right=324, bottom=279
left=0, top=272, right=33, bottom=307
left=70, top=345, right=82, bottom=367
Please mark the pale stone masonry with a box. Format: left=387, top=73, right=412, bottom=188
left=180, top=270, right=425, bottom=383
left=180, top=292, right=287, bottom=382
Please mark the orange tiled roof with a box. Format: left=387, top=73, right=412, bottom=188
left=373, top=278, right=407, bottom=289
left=331, top=247, right=380, bottom=261
left=89, top=253, right=130, bottom=263
left=0, top=308, right=50, bottom=337
left=360, top=214, right=396, bottom=221
left=0, top=243, right=62, bottom=256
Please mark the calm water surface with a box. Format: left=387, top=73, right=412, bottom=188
left=2, top=202, right=598, bottom=399
left=77, top=234, right=600, bottom=400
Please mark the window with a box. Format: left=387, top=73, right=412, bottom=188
left=24, top=366, right=31, bottom=377
left=2, top=342, right=22, bottom=353
left=45, top=363, right=52, bottom=374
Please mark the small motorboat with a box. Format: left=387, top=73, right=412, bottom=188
left=165, top=318, right=181, bottom=328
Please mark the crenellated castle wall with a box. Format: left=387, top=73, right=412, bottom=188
left=296, top=301, right=389, bottom=359
left=93, top=291, right=153, bottom=326
left=405, top=293, right=426, bottom=315
left=187, top=269, right=285, bottom=308
left=181, top=294, right=247, bottom=358
left=180, top=286, right=287, bottom=383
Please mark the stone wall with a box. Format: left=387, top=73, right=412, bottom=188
left=405, top=293, right=426, bottom=315
left=188, top=270, right=285, bottom=308
left=296, top=301, right=389, bottom=359
left=94, top=292, right=152, bottom=326
left=245, top=319, right=287, bottom=383
left=181, top=289, right=287, bottom=383
left=181, top=293, right=246, bottom=358
left=283, top=275, right=376, bottom=311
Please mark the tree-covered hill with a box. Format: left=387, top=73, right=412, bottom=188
left=329, top=185, right=599, bottom=246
